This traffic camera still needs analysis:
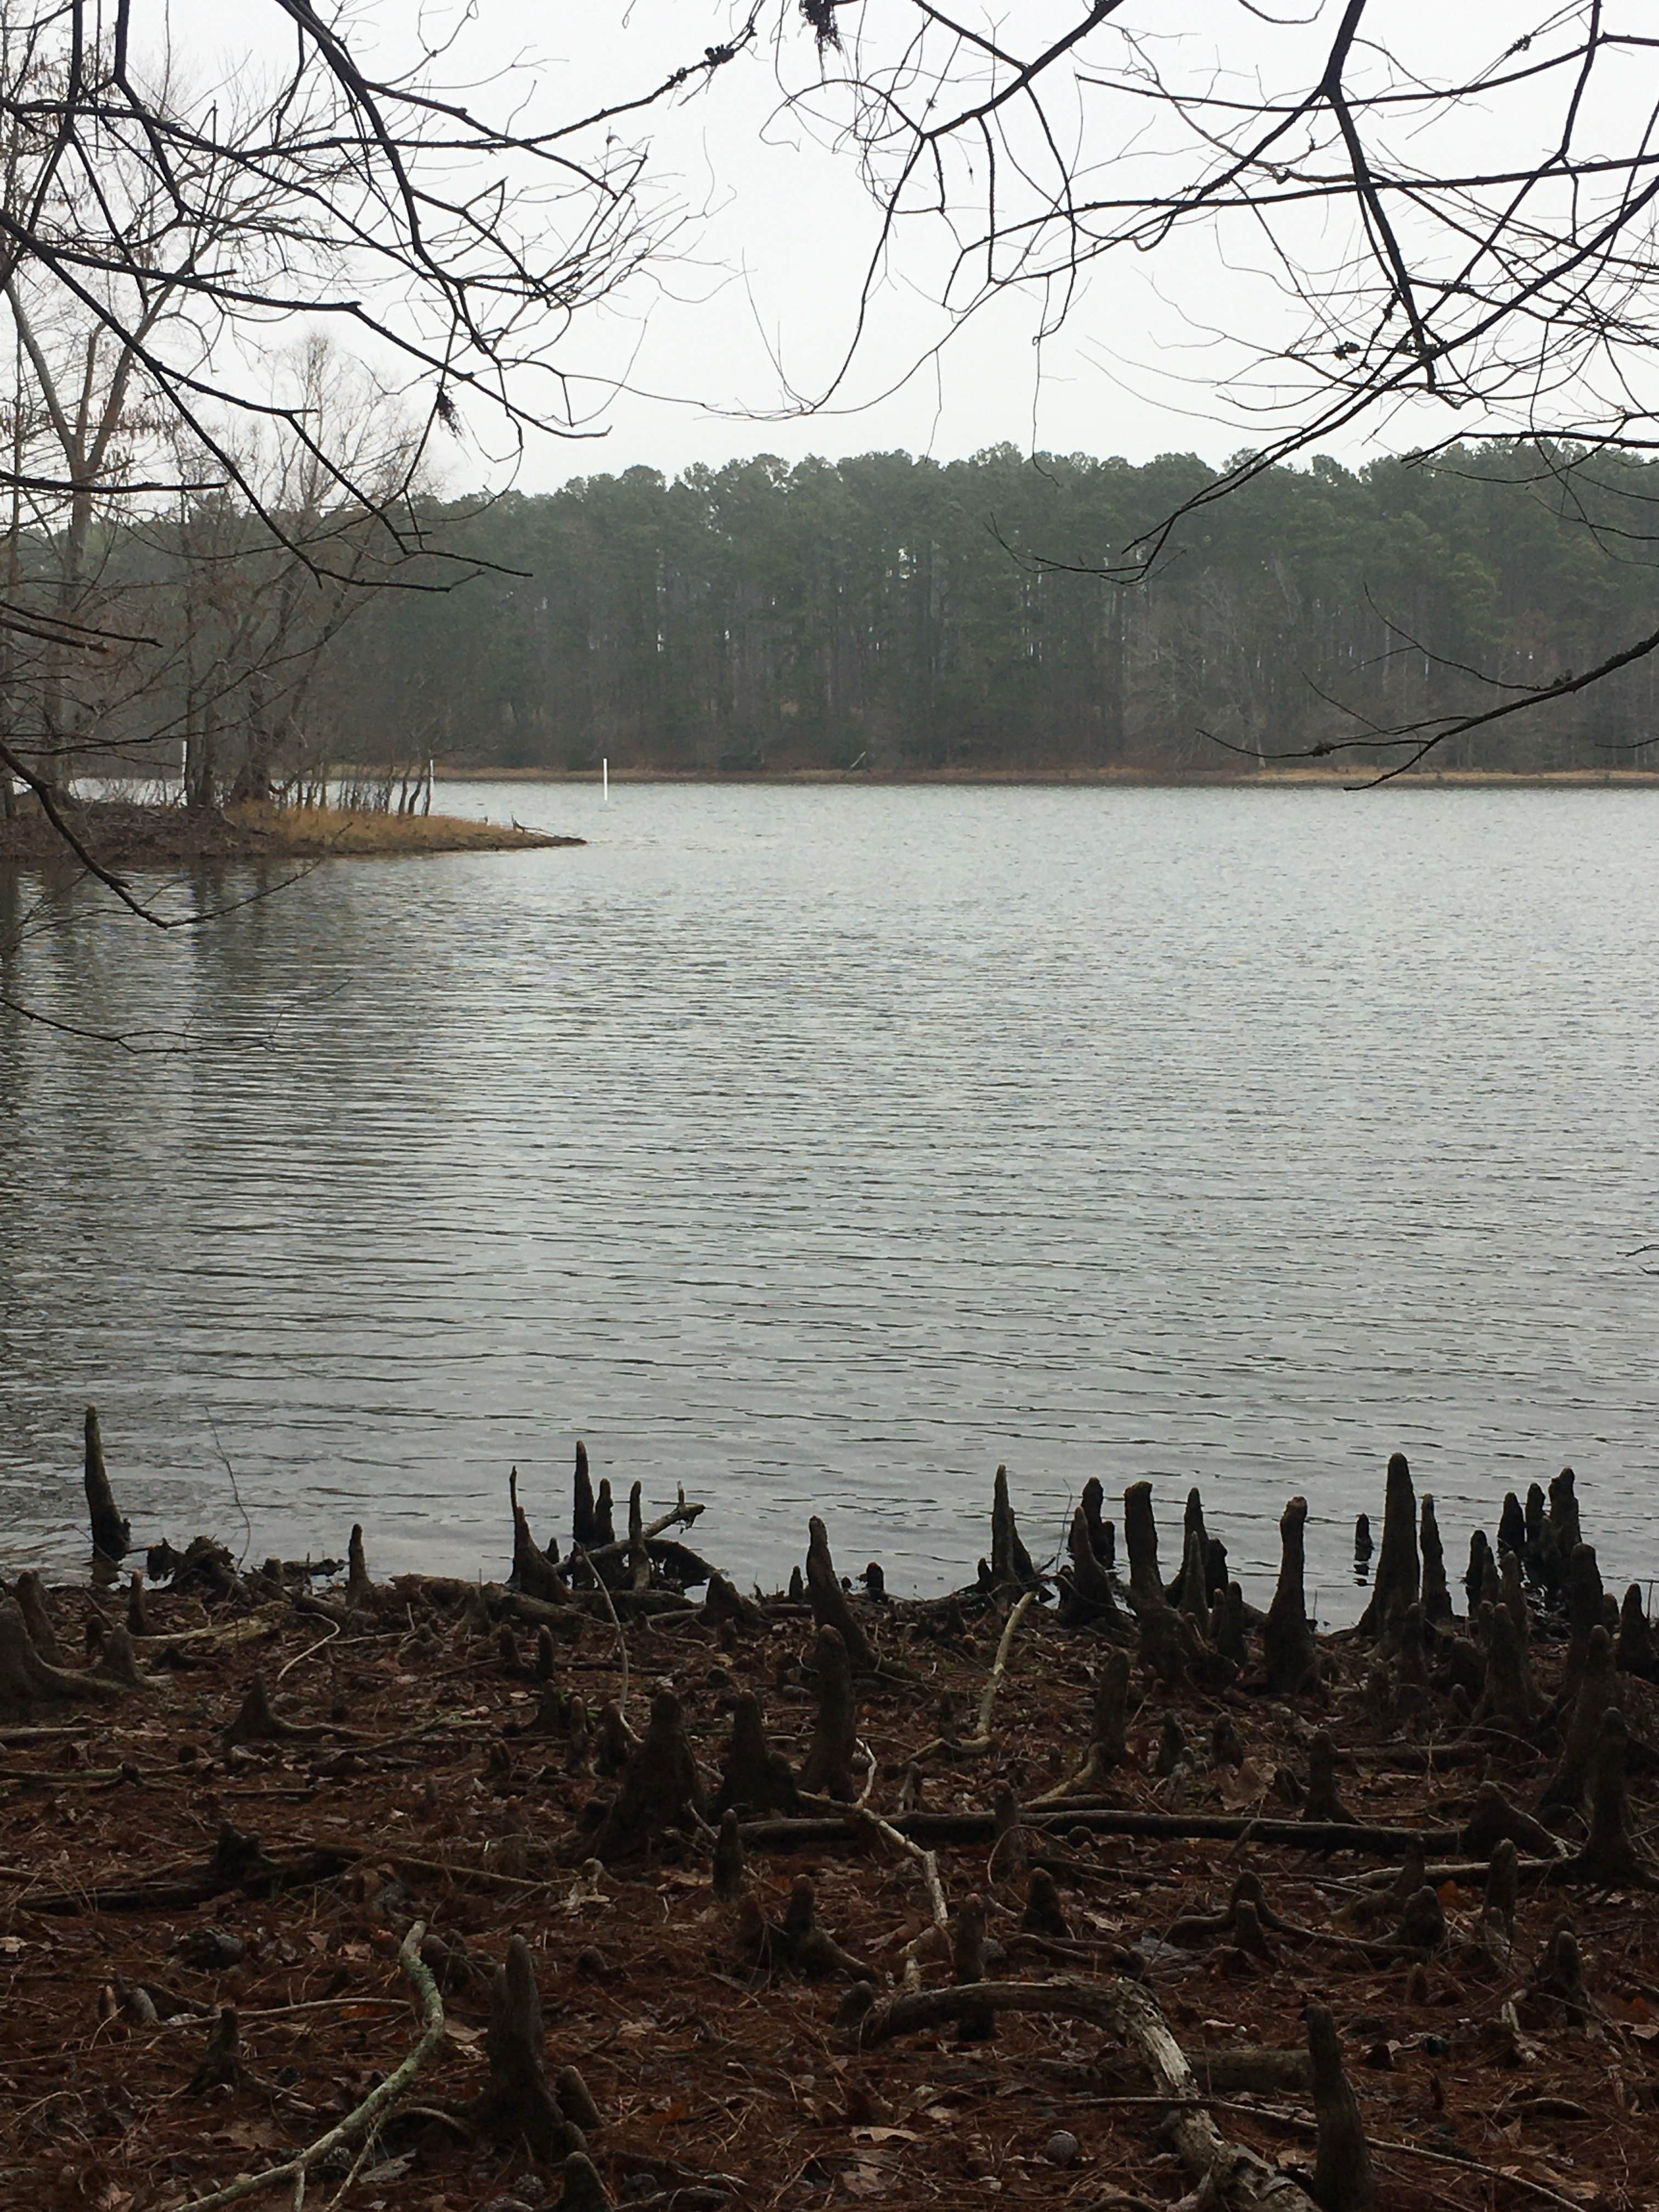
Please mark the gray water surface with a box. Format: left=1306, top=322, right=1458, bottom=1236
left=3, top=782, right=1657, bottom=1615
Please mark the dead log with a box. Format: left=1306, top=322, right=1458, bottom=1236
left=805, top=1517, right=877, bottom=1673
left=13, top=1573, right=64, bottom=1665
left=990, top=1464, right=1041, bottom=1589
left=713, top=1692, right=803, bottom=1819
left=471, top=1934, right=585, bottom=2155
left=82, top=1406, right=130, bottom=1564
left=591, top=1689, right=707, bottom=1863
left=1262, top=1496, right=1318, bottom=1694
left=1306, top=2002, right=1373, bottom=2212
left=799, top=1625, right=859, bottom=1801
left=1356, top=1453, right=1417, bottom=1638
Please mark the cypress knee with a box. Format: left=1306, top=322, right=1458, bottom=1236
left=1356, top=1452, right=1418, bottom=1638
left=83, top=1406, right=129, bottom=1564
left=805, top=1516, right=877, bottom=1673
left=1262, top=1495, right=1317, bottom=1693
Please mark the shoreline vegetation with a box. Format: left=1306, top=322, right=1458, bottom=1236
left=0, top=798, right=582, bottom=870
left=2, top=1418, right=1655, bottom=2210
left=437, top=763, right=1659, bottom=789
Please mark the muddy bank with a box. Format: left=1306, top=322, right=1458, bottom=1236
left=0, top=799, right=581, bottom=868
left=1, top=1425, right=1655, bottom=2211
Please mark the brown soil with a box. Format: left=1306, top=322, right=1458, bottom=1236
left=0, top=799, right=581, bottom=868
left=2, top=1475, right=1655, bottom=2212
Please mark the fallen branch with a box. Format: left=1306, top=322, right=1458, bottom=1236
left=915, top=1589, right=1037, bottom=1759
left=182, top=1918, right=443, bottom=2211
left=739, top=1807, right=1460, bottom=1855
left=852, top=1974, right=1319, bottom=2211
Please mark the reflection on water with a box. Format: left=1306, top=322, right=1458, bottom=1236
left=3, top=782, right=1658, bottom=1616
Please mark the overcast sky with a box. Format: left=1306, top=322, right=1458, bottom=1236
left=174, top=3, right=1639, bottom=495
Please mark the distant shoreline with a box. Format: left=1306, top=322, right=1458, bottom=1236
left=437, top=764, right=1659, bottom=789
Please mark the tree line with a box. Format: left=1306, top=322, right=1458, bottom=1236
left=320, top=441, right=1659, bottom=779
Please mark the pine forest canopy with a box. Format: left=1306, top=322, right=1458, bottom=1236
left=308, top=440, right=1659, bottom=780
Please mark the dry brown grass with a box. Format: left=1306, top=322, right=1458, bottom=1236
left=224, top=800, right=577, bottom=856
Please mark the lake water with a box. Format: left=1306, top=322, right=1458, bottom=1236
left=3, top=781, right=1658, bottom=1620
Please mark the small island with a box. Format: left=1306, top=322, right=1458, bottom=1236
left=0, top=796, right=582, bottom=868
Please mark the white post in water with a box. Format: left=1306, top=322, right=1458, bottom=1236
left=602, top=757, right=609, bottom=804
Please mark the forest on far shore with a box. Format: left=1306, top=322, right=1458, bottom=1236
left=325, top=441, right=1659, bottom=779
